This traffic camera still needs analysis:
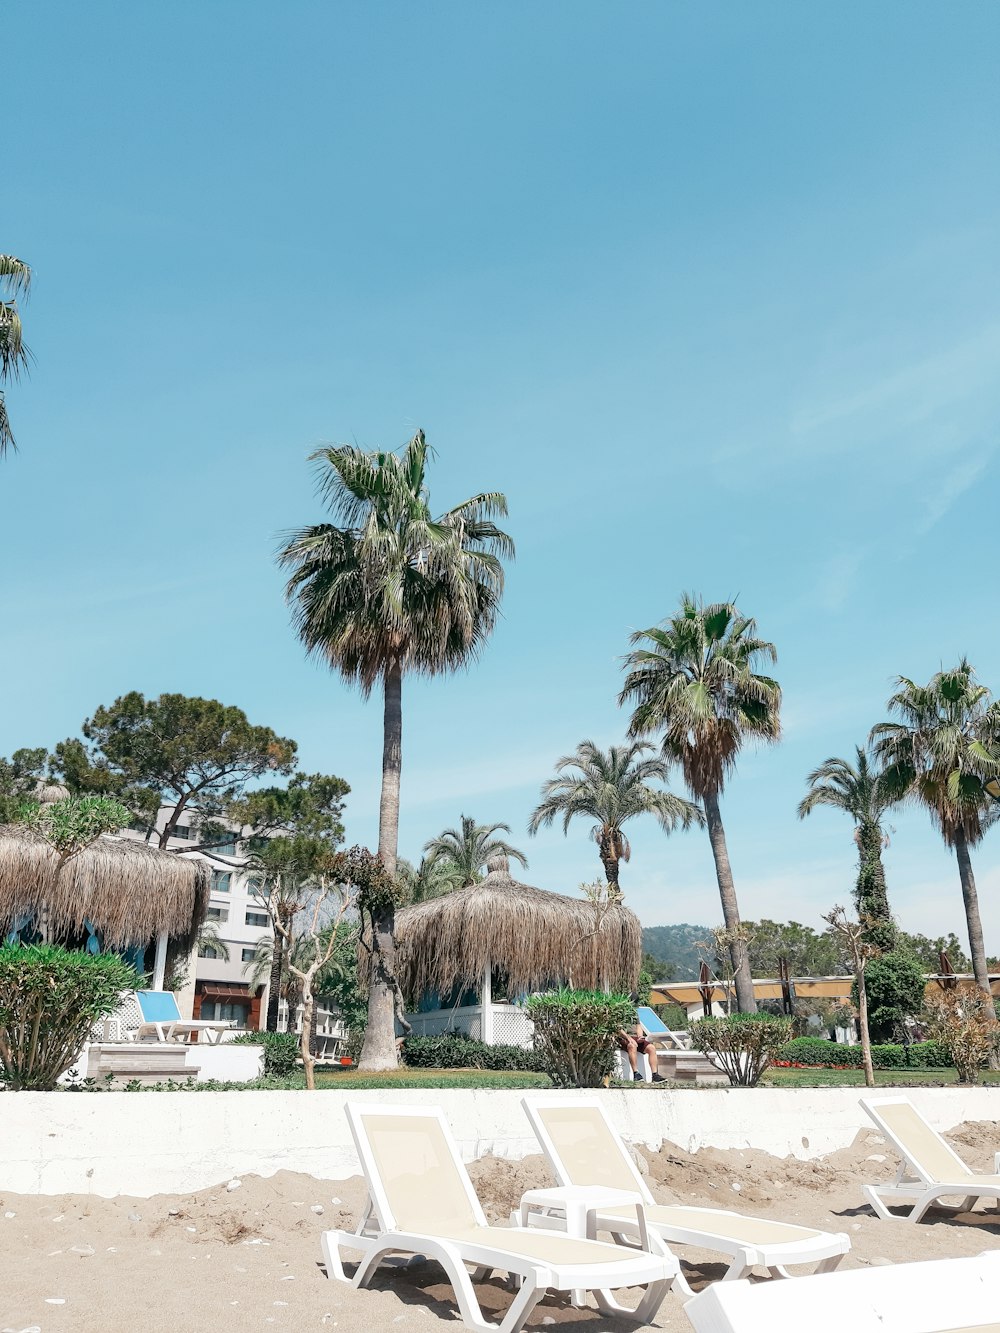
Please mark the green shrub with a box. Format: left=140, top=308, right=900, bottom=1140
left=779, top=1036, right=952, bottom=1070
left=691, top=1012, right=792, bottom=1086
left=231, top=1030, right=300, bottom=1078
left=655, top=1004, right=689, bottom=1031
left=0, top=944, right=139, bottom=1091
left=401, top=1033, right=545, bottom=1072
left=858, top=951, right=927, bottom=1043
left=526, top=988, right=634, bottom=1088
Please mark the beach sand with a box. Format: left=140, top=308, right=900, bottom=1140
left=2, top=1120, right=997, bottom=1333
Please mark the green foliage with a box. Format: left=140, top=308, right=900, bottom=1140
left=0, top=747, right=49, bottom=822
left=526, top=988, right=635, bottom=1088
left=742, top=919, right=845, bottom=977
left=396, top=855, right=465, bottom=903
left=690, top=1012, right=792, bottom=1086
left=897, top=930, right=972, bottom=972
left=19, top=795, right=131, bottom=856
left=528, top=740, right=700, bottom=894
left=855, top=950, right=926, bottom=1042
left=278, top=431, right=515, bottom=693
left=423, top=815, right=528, bottom=887
left=231, top=772, right=350, bottom=850
left=924, top=982, right=1000, bottom=1084
left=0, top=253, right=32, bottom=456
left=401, top=1032, right=546, bottom=1072
left=231, top=1030, right=300, bottom=1078
left=655, top=1004, right=689, bottom=1030
left=641, top=925, right=711, bottom=980
left=53, top=692, right=298, bottom=840
left=0, top=945, right=139, bottom=1090
left=780, top=1036, right=951, bottom=1069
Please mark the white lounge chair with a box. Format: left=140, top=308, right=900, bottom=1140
left=683, top=1250, right=1000, bottom=1333
left=523, top=1097, right=850, bottom=1295
left=861, top=1095, right=1000, bottom=1223
left=132, top=990, right=232, bottom=1044
left=320, top=1102, right=678, bottom=1333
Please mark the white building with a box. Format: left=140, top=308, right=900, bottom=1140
left=121, top=811, right=348, bottom=1057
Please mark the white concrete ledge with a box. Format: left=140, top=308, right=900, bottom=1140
left=2, top=1086, right=996, bottom=1198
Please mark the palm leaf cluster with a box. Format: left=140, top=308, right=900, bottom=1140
left=423, top=815, right=527, bottom=888
left=0, top=255, right=31, bottom=456
left=620, top=594, right=781, bottom=796
left=280, top=431, right=513, bottom=693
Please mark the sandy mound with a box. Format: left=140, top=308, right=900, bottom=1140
left=2, top=1124, right=997, bottom=1332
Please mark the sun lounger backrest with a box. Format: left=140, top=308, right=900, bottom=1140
left=636, top=1006, right=670, bottom=1035
left=525, top=1100, right=653, bottom=1201
left=136, top=990, right=181, bottom=1022
left=347, top=1105, right=485, bottom=1234
left=862, top=1098, right=970, bottom=1183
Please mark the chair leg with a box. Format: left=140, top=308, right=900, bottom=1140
left=721, top=1248, right=756, bottom=1281
left=593, top=1277, right=672, bottom=1325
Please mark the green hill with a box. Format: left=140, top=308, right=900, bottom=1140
left=642, top=924, right=712, bottom=981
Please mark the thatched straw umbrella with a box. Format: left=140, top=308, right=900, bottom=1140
left=0, top=824, right=211, bottom=980
left=395, top=854, right=641, bottom=1035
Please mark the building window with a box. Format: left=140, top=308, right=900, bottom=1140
left=206, top=906, right=228, bottom=922
left=211, top=871, right=232, bottom=894
left=171, top=824, right=192, bottom=840
left=200, top=999, right=249, bottom=1029
left=241, top=947, right=257, bottom=963
left=210, top=836, right=238, bottom=856
left=198, top=945, right=221, bottom=960
left=245, top=910, right=269, bottom=928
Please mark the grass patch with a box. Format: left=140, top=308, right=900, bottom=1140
left=314, top=1067, right=552, bottom=1091
left=763, top=1066, right=1000, bottom=1089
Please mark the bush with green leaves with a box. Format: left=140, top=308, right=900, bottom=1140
left=401, top=1032, right=546, bottom=1072
left=856, top=950, right=927, bottom=1043
left=779, top=1036, right=951, bottom=1069
left=690, top=1012, right=793, bottom=1086
left=526, top=988, right=634, bottom=1088
left=0, top=944, right=139, bottom=1090
left=231, top=1030, right=300, bottom=1078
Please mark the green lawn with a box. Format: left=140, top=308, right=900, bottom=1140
left=314, top=1067, right=552, bottom=1090
left=763, top=1066, right=1000, bottom=1088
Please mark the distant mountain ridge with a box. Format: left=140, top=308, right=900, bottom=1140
left=642, top=923, right=712, bottom=981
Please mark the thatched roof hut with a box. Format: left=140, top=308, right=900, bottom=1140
left=0, top=825, right=211, bottom=950
left=395, top=855, right=641, bottom=1004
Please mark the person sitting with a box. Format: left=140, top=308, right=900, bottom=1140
left=616, top=1023, right=665, bottom=1082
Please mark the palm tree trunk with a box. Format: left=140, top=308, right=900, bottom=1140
left=359, top=659, right=403, bottom=1071
left=266, top=923, right=284, bottom=1032
left=703, top=791, right=757, bottom=1014
left=598, top=832, right=621, bottom=900
left=954, top=829, right=992, bottom=997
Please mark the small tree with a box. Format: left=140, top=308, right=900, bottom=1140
left=924, top=982, right=1000, bottom=1084
left=0, top=945, right=138, bottom=1089
left=271, top=852, right=355, bottom=1090
left=527, top=989, right=634, bottom=1088
left=862, top=950, right=926, bottom=1043
left=824, top=905, right=878, bottom=1087
left=690, top=1013, right=791, bottom=1086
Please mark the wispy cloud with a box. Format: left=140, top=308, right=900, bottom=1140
left=916, top=452, right=992, bottom=534
left=791, top=323, right=1000, bottom=444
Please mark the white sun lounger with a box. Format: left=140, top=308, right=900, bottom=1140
left=320, top=1103, right=678, bottom=1333
left=132, top=990, right=232, bottom=1044
left=682, top=1250, right=1000, bottom=1333
left=523, top=1097, right=850, bottom=1295
left=861, top=1095, right=1000, bottom=1223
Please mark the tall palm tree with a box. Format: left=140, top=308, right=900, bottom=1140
left=798, top=747, right=903, bottom=951
left=871, top=660, right=1000, bottom=998
left=0, top=255, right=31, bottom=456
left=278, top=430, right=513, bottom=1067
left=423, top=815, right=528, bottom=888
left=620, top=595, right=781, bottom=1013
left=527, top=739, right=701, bottom=899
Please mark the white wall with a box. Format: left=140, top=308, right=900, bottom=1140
left=3, top=1086, right=997, bottom=1199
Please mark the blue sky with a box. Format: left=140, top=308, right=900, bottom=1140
left=3, top=3, right=1000, bottom=958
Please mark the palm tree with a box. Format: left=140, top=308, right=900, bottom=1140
left=278, top=430, right=513, bottom=1067
left=620, top=595, right=781, bottom=1013
left=397, top=854, right=465, bottom=903
left=0, top=255, right=31, bottom=456
left=196, top=921, right=232, bottom=962
left=527, top=739, right=701, bottom=899
left=871, top=660, right=1000, bottom=998
left=423, top=815, right=528, bottom=888
left=798, top=747, right=903, bottom=951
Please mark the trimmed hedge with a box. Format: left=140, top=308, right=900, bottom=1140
left=779, top=1036, right=951, bottom=1070
left=401, top=1032, right=546, bottom=1073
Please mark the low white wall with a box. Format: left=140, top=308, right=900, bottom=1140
left=2, top=1086, right=996, bottom=1199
